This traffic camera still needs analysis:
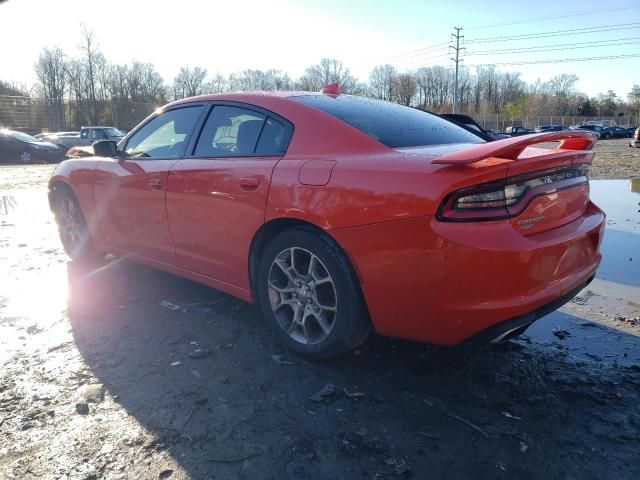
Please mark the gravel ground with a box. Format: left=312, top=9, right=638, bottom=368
left=589, top=138, right=640, bottom=180
left=0, top=140, right=639, bottom=479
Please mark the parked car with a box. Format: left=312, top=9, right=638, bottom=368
left=37, top=131, right=81, bottom=149
left=440, top=113, right=509, bottom=140
left=631, top=127, right=640, bottom=148
left=504, top=126, right=534, bottom=136
left=0, top=129, right=65, bottom=163
left=534, top=125, right=565, bottom=133
left=609, top=126, right=634, bottom=138
left=48, top=90, right=604, bottom=358
left=46, top=127, right=125, bottom=152
left=574, top=125, right=605, bottom=138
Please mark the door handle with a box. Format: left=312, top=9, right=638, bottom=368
left=148, top=178, right=163, bottom=190
left=239, top=177, right=260, bottom=191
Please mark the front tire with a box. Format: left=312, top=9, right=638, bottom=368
left=52, top=190, right=99, bottom=261
left=256, top=228, right=370, bottom=360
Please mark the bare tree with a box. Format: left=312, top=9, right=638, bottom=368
left=35, top=47, right=68, bottom=130
left=79, top=24, right=102, bottom=121
left=172, top=66, right=208, bottom=99
left=545, top=74, right=578, bottom=115
left=369, top=65, right=397, bottom=101
left=298, top=58, right=357, bottom=92
left=394, top=73, right=417, bottom=106
left=207, top=73, right=227, bottom=93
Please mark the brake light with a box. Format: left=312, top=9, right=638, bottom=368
left=437, top=165, right=590, bottom=222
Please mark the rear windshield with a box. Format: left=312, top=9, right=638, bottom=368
left=292, top=95, right=484, bottom=148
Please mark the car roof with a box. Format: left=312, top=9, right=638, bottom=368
left=166, top=91, right=323, bottom=109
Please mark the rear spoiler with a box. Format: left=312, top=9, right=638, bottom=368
left=433, top=131, right=597, bottom=166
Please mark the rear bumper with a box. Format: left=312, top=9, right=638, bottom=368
left=465, top=275, right=593, bottom=343
left=330, top=202, right=605, bottom=345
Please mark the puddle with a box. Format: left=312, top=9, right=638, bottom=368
left=590, top=179, right=640, bottom=234
left=525, top=311, right=640, bottom=366
left=591, top=179, right=640, bottom=287
left=524, top=179, right=640, bottom=366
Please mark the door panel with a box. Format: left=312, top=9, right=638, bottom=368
left=91, top=105, right=205, bottom=263
left=166, top=157, right=280, bottom=288
left=93, top=158, right=178, bottom=263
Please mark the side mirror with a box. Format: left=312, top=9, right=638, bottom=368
left=93, top=140, right=118, bottom=157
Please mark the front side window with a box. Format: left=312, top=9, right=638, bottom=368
left=194, top=106, right=266, bottom=157
left=125, top=106, right=203, bottom=159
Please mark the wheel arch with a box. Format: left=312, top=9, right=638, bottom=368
left=248, top=217, right=364, bottom=302
left=48, top=178, right=76, bottom=210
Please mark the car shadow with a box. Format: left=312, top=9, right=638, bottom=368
left=65, top=257, right=640, bottom=480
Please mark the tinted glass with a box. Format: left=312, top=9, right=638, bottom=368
left=256, top=117, right=289, bottom=155
left=194, top=106, right=265, bottom=157
left=292, top=95, right=483, bottom=148
left=126, top=106, right=203, bottom=159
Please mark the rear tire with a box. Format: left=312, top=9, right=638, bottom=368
left=52, top=189, right=99, bottom=261
left=256, top=227, right=370, bottom=360
left=20, top=150, right=32, bottom=164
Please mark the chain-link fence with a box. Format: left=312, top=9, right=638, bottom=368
left=0, top=96, right=158, bottom=134
left=2, top=95, right=639, bottom=135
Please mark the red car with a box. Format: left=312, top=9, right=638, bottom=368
left=48, top=88, right=604, bottom=358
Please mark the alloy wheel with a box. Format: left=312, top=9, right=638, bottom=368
left=20, top=151, right=32, bottom=163
left=267, top=247, right=338, bottom=345
left=57, top=197, right=83, bottom=253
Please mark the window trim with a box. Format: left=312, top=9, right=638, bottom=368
left=186, top=101, right=294, bottom=159
left=121, top=104, right=208, bottom=161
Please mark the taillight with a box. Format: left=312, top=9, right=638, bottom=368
left=437, top=165, right=590, bottom=222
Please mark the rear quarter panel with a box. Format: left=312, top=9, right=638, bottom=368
left=266, top=152, right=509, bottom=229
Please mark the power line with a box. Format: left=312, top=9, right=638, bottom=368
left=467, top=37, right=640, bottom=56
left=374, top=41, right=450, bottom=63
left=390, top=47, right=450, bottom=64
left=466, top=53, right=640, bottom=68
left=465, top=4, right=639, bottom=31
left=465, top=22, right=640, bottom=44
left=394, top=51, right=451, bottom=67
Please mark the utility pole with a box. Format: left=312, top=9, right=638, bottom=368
left=450, top=27, right=464, bottom=113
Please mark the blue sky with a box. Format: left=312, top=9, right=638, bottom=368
left=1, top=0, right=638, bottom=98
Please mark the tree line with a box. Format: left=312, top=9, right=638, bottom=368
left=2, top=26, right=639, bottom=131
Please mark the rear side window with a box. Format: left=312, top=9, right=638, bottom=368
left=256, top=117, right=288, bottom=155
left=292, top=95, right=484, bottom=148
left=195, top=106, right=265, bottom=157
left=194, top=106, right=291, bottom=157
